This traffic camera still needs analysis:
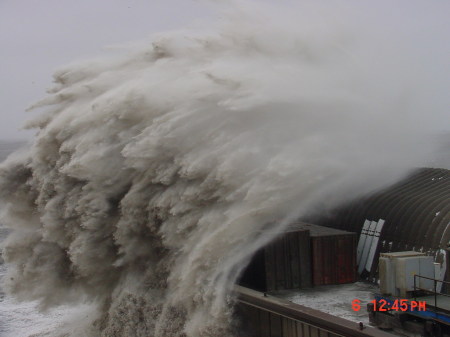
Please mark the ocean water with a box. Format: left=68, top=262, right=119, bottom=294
left=0, top=143, right=60, bottom=337
left=0, top=143, right=54, bottom=336
left=0, top=266, right=95, bottom=337
left=0, top=1, right=448, bottom=336
left=0, top=143, right=96, bottom=337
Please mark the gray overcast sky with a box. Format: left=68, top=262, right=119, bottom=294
left=1, top=1, right=449, bottom=141
left=0, top=0, right=215, bottom=140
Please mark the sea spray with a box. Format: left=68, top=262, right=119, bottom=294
left=0, top=1, right=448, bottom=336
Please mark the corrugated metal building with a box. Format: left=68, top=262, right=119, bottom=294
left=311, top=167, right=450, bottom=282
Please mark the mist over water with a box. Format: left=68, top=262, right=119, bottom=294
left=0, top=2, right=449, bottom=336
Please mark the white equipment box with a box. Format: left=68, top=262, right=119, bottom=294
left=379, top=251, right=435, bottom=297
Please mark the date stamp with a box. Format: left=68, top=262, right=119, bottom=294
left=352, top=299, right=426, bottom=312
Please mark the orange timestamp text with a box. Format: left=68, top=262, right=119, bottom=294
left=352, top=299, right=426, bottom=312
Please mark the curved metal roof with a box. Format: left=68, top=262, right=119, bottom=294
left=312, top=167, right=450, bottom=280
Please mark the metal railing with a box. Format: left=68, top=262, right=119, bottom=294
left=413, top=274, right=450, bottom=311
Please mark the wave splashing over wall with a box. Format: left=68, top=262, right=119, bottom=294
left=0, top=2, right=448, bottom=336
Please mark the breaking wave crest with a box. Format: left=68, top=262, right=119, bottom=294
left=0, top=2, right=448, bottom=336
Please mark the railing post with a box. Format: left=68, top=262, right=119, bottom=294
left=414, top=275, right=417, bottom=302
left=435, top=279, right=437, bottom=312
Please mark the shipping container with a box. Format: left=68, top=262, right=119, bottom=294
left=239, top=228, right=311, bottom=292
left=282, top=223, right=357, bottom=286
left=239, top=222, right=357, bottom=291
left=289, top=223, right=357, bottom=286
left=265, top=229, right=312, bottom=291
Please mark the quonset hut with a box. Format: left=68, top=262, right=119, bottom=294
left=312, top=167, right=450, bottom=282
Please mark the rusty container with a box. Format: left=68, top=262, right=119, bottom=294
left=286, top=223, right=357, bottom=286
left=308, top=228, right=357, bottom=285
left=239, top=222, right=357, bottom=291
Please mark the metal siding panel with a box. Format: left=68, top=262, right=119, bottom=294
left=282, top=317, right=297, bottom=337
left=289, top=232, right=301, bottom=289
left=249, top=306, right=261, bottom=337
left=296, top=321, right=304, bottom=337
left=329, top=237, right=338, bottom=284
left=282, top=316, right=289, bottom=337
left=310, top=326, right=320, bottom=337
left=359, top=221, right=377, bottom=274
left=345, top=236, right=354, bottom=282
left=372, top=169, right=436, bottom=251
left=283, top=236, right=292, bottom=289
left=351, top=235, right=357, bottom=282
left=435, top=203, right=450, bottom=248
left=321, top=237, right=328, bottom=285
left=394, top=170, right=446, bottom=250
left=303, top=324, right=310, bottom=337
left=337, top=237, right=346, bottom=283
left=265, top=244, right=276, bottom=291
left=314, top=236, right=331, bottom=285
left=407, top=180, right=449, bottom=248
left=440, top=208, right=450, bottom=255
left=325, top=237, right=334, bottom=284
left=312, top=238, right=323, bottom=286
left=431, top=202, right=450, bottom=248
left=270, top=313, right=282, bottom=337
left=319, top=330, right=329, bottom=337
left=260, top=309, right=271, bottom=337
left=320, top=237, right=329, bottom=284
left=299, top=230, right=312, bottom=288
left=238, top=304, right=260, bottom=337
left=365, top=220, right=384, bottom=274
left=275, top=240, right=286, bottom=290
left=312, top=234, right=357, bottom=286
left=357, top=220, right=371, bottom=265
left=338, top=234, right=357, bottom=283
left=290, top=320, right=298, bottom=337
